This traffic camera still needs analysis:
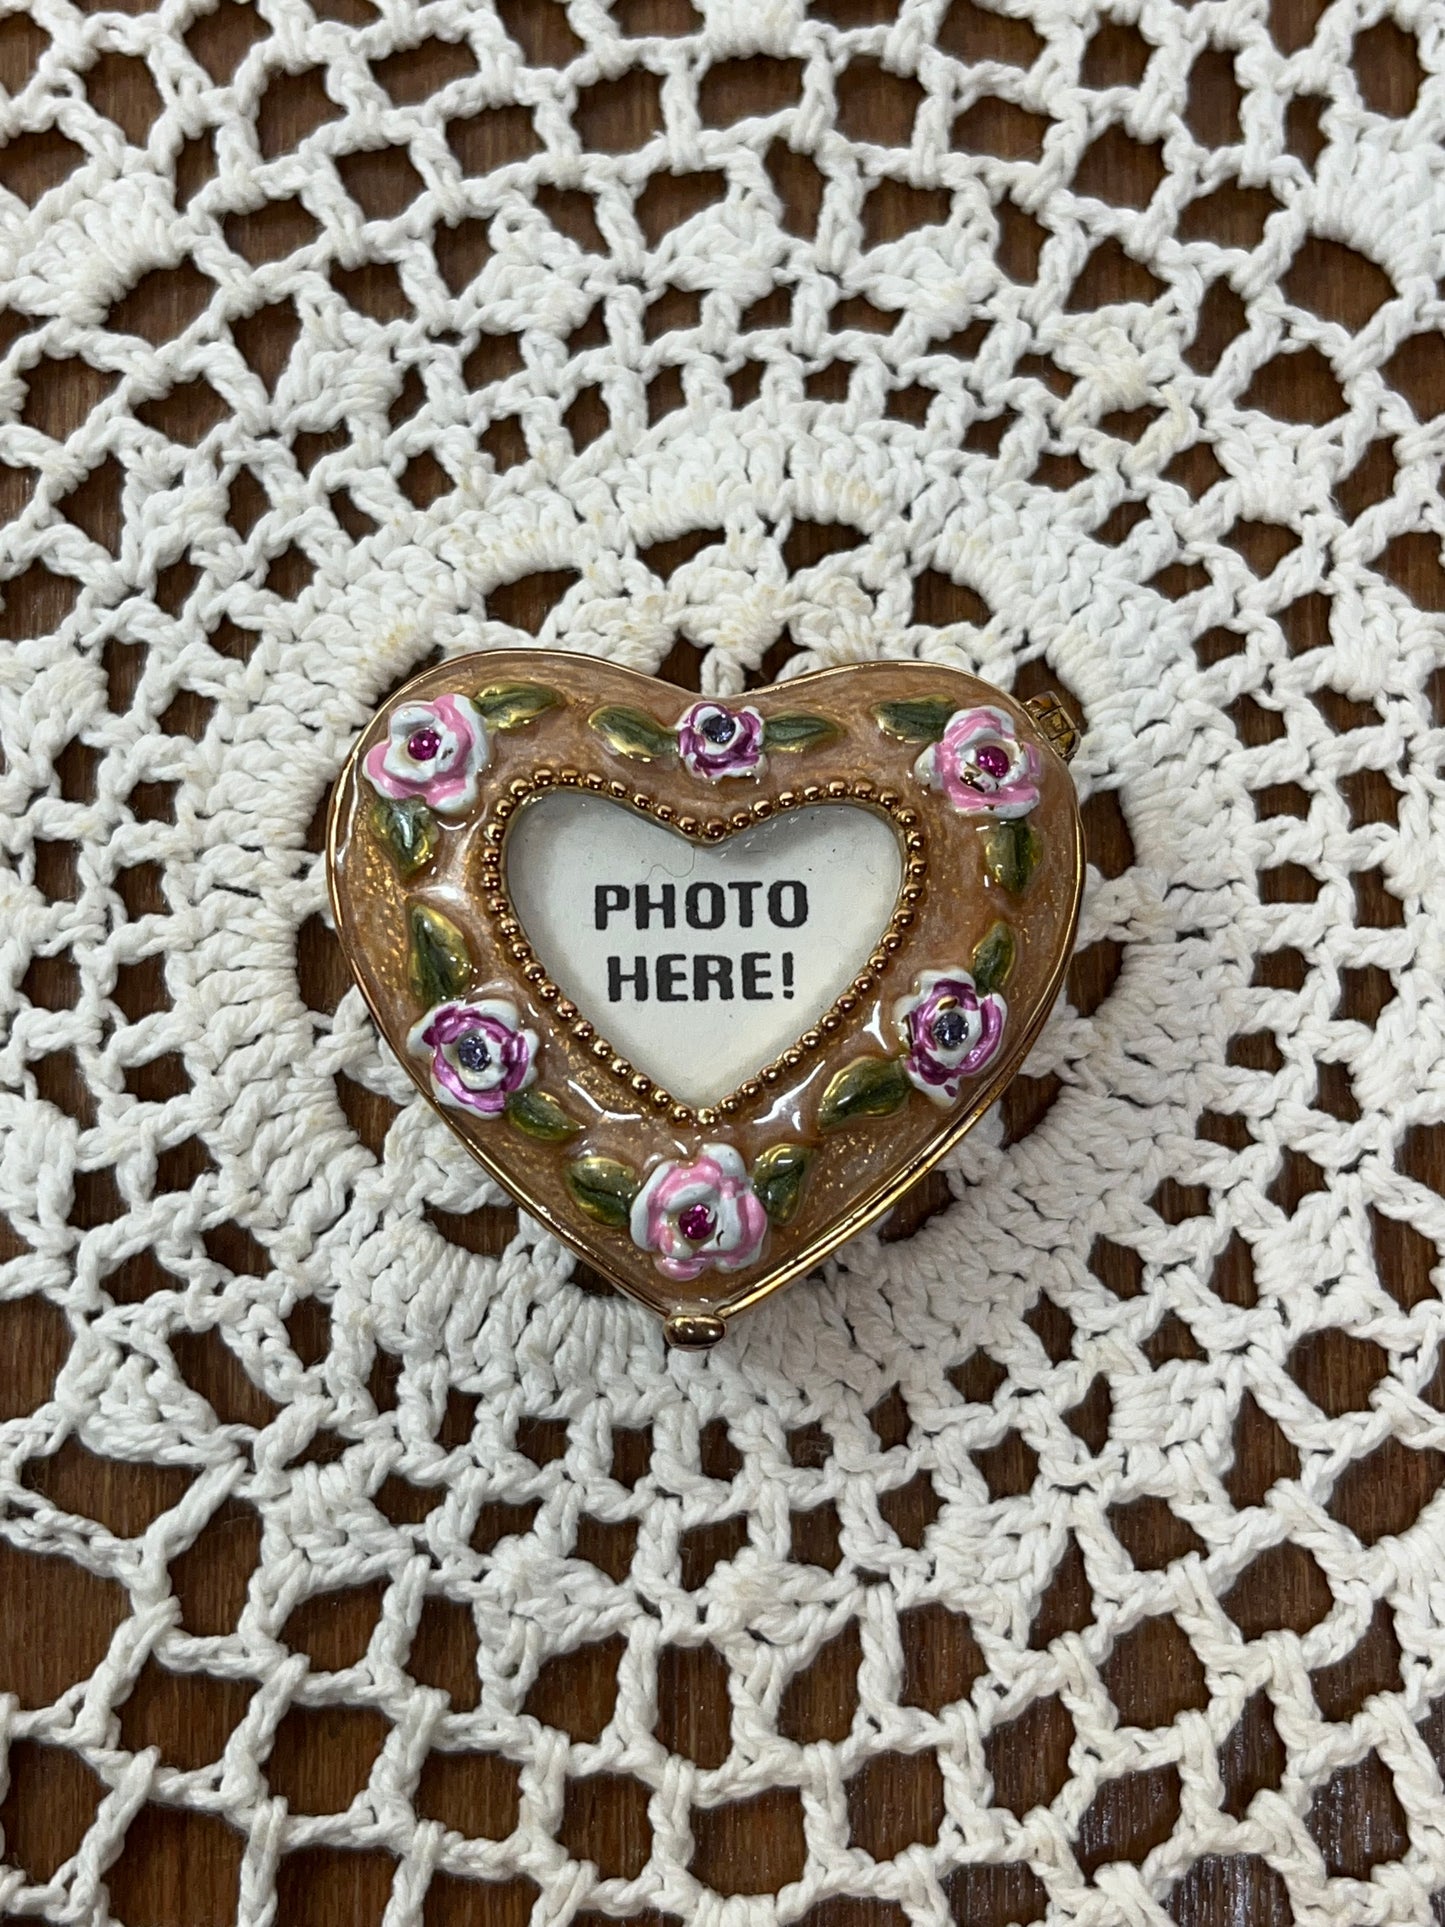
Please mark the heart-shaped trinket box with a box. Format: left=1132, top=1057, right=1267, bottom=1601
left=327, top=651, right=1082, bottom=1345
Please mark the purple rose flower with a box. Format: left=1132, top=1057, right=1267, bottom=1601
left=894, top=970, right=1006, bottom=1106
left=916, top=705, right=1042, bottom=819
left=364, top=694, right=489, bottom=817
left=407, top=996, right=538, bottom=1117
left=676, top=701, right=766, bottom=780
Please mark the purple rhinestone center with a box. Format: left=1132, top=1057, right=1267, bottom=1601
left=932, top=1008, right=970, bottom=1052
left=678, top=1202, right=717, bottom=1243
left=455, top=1031, right=492, bottom=1073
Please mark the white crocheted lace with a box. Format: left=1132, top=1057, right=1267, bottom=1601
left=2, top=0, right=1445, bottom=1921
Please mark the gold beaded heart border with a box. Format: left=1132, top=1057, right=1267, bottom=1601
left=328, top=651, right=1083, bottom=1345
left=476, top=769, right=929, bottom=1128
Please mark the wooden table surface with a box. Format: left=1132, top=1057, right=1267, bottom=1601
left=2, top=2, right=1443, bottom=1922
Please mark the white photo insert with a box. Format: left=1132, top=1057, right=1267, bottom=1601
left=505, top=794, right=903, bottom=1106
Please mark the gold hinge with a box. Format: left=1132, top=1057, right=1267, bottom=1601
left=1023, top=691, right=1081, bottom=765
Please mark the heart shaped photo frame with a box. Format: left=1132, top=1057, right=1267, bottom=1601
left=327, top=652, right=1083, bottom=1346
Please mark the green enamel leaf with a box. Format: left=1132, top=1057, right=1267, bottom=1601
left=407, top=904, right=473, bottom=1008
left=565, top=1155, right=640, bottom=1228
left=818, top=1055, right=912, bottom=1133
left=761, top=713, right=842, bottom=753
left=971, top=919, right=1017, bottom=996
left=751, top=1142, right=812, bottom=1225
left=872, top=697, right=955, bottom=744
left=505, top=1087, right=579, bottom=1143
left=475, top=682, right=559, bottom=731
left=588, top=704, right=677, bottom=763
left=369, top=795, right=439, bottom=878
left=984, top=819, right=1043, bottom=895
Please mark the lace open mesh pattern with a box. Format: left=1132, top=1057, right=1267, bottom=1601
left=2, top=0, right=1445, bottom=1921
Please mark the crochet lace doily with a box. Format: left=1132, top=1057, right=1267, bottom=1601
left=3, top=0, right=1445, bottom=1921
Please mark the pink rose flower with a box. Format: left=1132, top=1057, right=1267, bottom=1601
left=895, top=970, right=1006, bottom=1105
left=364, top=694, right=488, bottom=817
left=916, top=705, right=1042, bottom=819
left=629, top=1143, right=769, bottom=1282
left=407, top=997, right=537, bottom=1117
left=677, top=701, right=766, bottom=780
